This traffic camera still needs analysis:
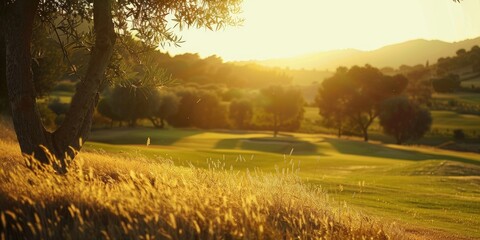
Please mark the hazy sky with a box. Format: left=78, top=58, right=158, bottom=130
left=162, top=0, right=480, bottom=61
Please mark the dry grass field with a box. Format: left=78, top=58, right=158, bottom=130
left=0, top=118, right=403, bottom=239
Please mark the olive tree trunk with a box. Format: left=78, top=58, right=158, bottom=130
left=4, top=0, right=116, bottom=167
left=0, top=1, right=7, bottom=114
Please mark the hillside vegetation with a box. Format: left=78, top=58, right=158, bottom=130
left=0, top=119, right=401, bottom=239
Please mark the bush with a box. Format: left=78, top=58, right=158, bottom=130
left=229, top=99, right=253, bottom=129
left=38, top=103, right=57, bottom=130
left=168, top=87, right=229, bottom=129
left=379, top=96, right=432, bottom=144
left=453, top=129, right=465, bottom=141
left=432, top=74, right=460, bottom=93
left=48, top=98, right=70, bottom=115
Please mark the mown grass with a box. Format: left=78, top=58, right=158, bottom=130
left=0, top=123, right=402, bottom=239
left=87, top=128, right=480, bottom=239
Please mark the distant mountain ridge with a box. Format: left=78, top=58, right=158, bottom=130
left=254, top=37, right=480, bottom=70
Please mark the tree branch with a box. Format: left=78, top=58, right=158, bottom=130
left=54, top=0, right=116, bottom=153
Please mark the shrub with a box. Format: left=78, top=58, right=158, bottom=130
left=38, top=103, right=57, bottom=130
left=48, top=98, right=70, bottom=115
left=379, top=96, right=432, bottom=144
left=453, top=129, right=465, bottom=141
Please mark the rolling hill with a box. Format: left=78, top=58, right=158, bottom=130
left=255, top=37, right=480, bottom=70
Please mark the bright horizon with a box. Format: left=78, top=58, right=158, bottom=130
left=162, top=0, right=480, bottom=62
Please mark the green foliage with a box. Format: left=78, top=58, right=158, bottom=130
left=47, top=98, right=70, bottom=116
left=436, top=45, right=480, bottom=74
left=379, top=97, right=432, bottom=144
left=31, top=22, right=68, bottom=97
left=152, top=52, right=293, bottom=89
left=260, top=85, right=304, bottom=136
left=403, top=65, right=433, bottom=106
left=97, top=97, right=123, bottom=124
left=147, top=90, right=180, bottom=128
left=0, top=19, right=67, bottom=113
left=222, top=88, right=245, bottom=101
left=35, top=0, right=242, bottom=53
left=229, top=99, right=254, bottom=129
left=316, top=67, right=352, bottom=137
left=109, top=84, right=153, bottom=127
left=167, top=88, right=199, bottom=127
left=37, top=103, right=57, bottom=130
left=168, top=87, right=229, bottom=129
left=317, top=65, right=408, bottom=140
left=453, top=129, right=465, bottom=141
left=194, top=91, right=229, bottom=129
left=432, top=74, right=460, bottom=93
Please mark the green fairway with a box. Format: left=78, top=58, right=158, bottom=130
left=431, top=110, right=480, bottom=132
left=87, top=128, right=480, bottom=238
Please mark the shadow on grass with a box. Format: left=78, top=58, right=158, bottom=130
left=90, top=127, right=202, bottom=146
left=215, top=137, right=327, bottom=156
left=325, top=137, right=480, bottom=166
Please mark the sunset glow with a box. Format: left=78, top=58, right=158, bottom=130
left=163, top=0, right=480, bottom=61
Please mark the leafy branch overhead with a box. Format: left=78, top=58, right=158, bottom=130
left=37, top=0, right=243, bottom=49
left=3, top=0, right=243, bottom=168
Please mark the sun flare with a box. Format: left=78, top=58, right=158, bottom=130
left=164, top=0, right=480, bottom=61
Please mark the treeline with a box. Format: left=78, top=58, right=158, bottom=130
left=151, top=53, right=293, bottom=88
left=93, top=83, right=304, bottom=137
left=87, top=64, right=433, bottom=144
left=68, top=36, right=295, bottom=89
left=431, top=45, right=480, bottom=93
left=437, top=46, right=480, bottom=75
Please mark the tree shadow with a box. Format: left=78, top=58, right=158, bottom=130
left=215, top=137, right=327, bottom=156
left=325, top=137, right=480, bottom=166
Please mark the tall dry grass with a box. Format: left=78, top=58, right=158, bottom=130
left=0, top=119, right=404, bottom=239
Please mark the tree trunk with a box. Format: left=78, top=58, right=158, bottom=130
left=273, top=114, right=278, bottom=137
left=160, top=118, right=165, bottom=129
left=149, top=117, right=162, bottom=128
left=4, top=0, right=116, bottom=167
left=362, top=128, right=369, bottom=142
left=4, top=0, right=52, bottom=163
left=53, top=0, right=116, bottom=161
left=0, top=2, right=7, bottom=114
left=395, top=132, right=403, bottom=145
left=128, top=119, right=137, bottom=128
